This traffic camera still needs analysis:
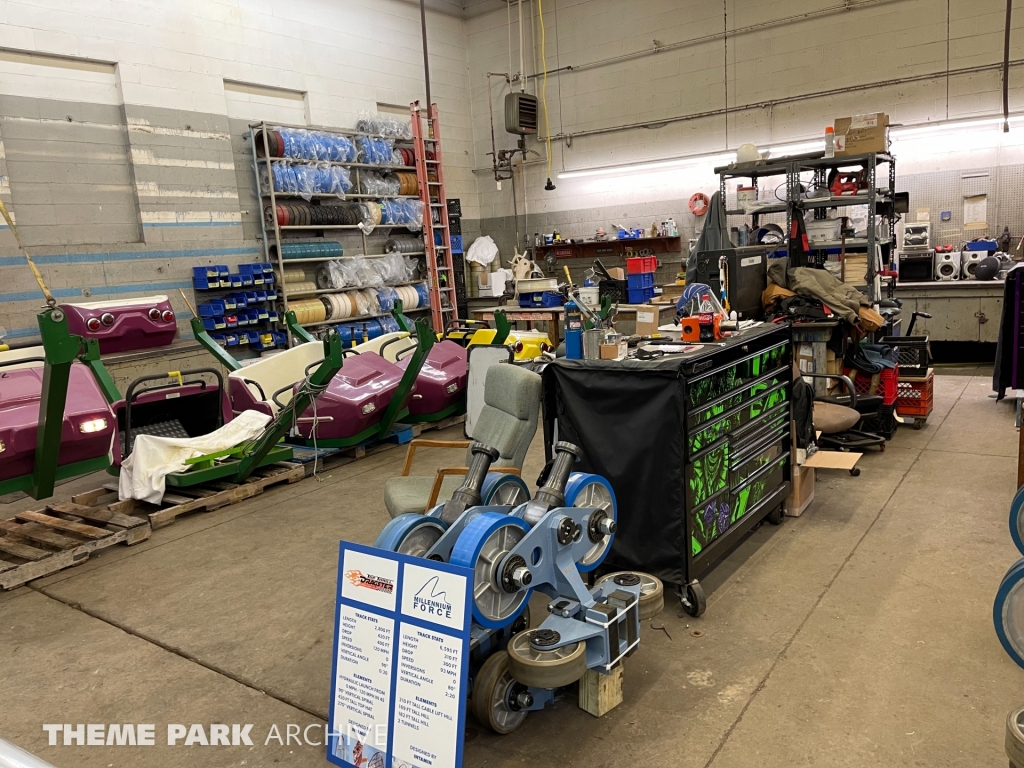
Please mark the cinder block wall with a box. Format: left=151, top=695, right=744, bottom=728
left=0, top=0, right=475, bottom=368
left=464, top=0, right=1024, bottom=265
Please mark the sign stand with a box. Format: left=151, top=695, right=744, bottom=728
left=328, top=541, right=473, bottom=768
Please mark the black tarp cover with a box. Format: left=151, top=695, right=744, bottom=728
left=543, top=357, right=689, bottom=585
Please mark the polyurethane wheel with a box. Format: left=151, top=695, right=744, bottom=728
left=506, top=630, right=587, bottom=689
left=850, top=467, right=861, bottom=477
left=681, top=579, right=706, bottom=617
left=450, top=512, right=532, bottom=629
left=481, top=473, right=531, bottom=507
left=767, top=503, right=785, bottom=526
left=913, top=418, right=925, bottom=430
left=1007, top=704, right=1024, bottom=767
left=564, top=473, right=617, bottom=572
left=471, top=652, right=528, bottom=735
left=994, top=559, right=1024, bottom=670
left=374, top=514, right=447, bottom=558
left=596, top=571, right=664, bottom=620
left=1010, top=485, right=1024, bottom=556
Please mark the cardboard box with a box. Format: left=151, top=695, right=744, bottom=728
left=785, top=463, right=815, bottom=517
left=635, top=309, right=659, bottom=336
left=834, top=112, right=889, bottom=156
left=599, top=341, right=626, bottom=360
left=606, top=267, right=625, bottom=280
left=477, top=271, right=506, bottom=297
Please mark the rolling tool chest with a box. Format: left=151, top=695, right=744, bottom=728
left=542, top=323, right=793, bottom=615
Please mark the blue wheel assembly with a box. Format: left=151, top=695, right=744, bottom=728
left=375, top=514, right=448, bottom=558
left=481, top=473, right=531, bottom=507
left=564, top=472, right=617, bottom=572
left=1010, top=485, right=1024, bottom=556
left=450, top=512, right=532, bottom=629
left=993, top=557, right=1024, bottom=670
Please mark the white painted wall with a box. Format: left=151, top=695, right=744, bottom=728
left=466, top=0, right=1024, bottom=238
left=0, top=0, right=478, bottom=216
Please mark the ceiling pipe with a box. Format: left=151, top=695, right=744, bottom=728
left=1003, top=0, right=1013, bottom=132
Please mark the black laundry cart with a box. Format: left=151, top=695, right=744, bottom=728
left=542, top=323, right=793, bottom=616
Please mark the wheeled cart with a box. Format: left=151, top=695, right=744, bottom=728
left=542, top=323, right=793, bottom=616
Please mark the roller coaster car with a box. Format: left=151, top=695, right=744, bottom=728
left=111, top=369, right=231, bottom=468
left=60, top=295, right=177, bottom=354
left=442, top=320, right=553, bottom=361
left=0, top=347, right=115, bottom=496
left=227, top=342, right=406, bottom=447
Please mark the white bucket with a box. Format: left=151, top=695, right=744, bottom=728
left=579, top=286, right=600, bottom=307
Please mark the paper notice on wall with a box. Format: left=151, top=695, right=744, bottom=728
left=964, top=194, right=988, bottom=230
left=915, top=208, right=930, bottom=222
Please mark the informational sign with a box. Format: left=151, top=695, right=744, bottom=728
left=328, top=541, right=472, bottom=768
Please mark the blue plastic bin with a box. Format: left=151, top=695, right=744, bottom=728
left=627, top=272, right=654, bottom=290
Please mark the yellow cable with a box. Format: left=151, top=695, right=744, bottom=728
left=0, top=198, right=55, bottom=307
left=538, top=0, right=553, bottom=183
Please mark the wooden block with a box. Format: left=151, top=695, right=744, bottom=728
left=0, top=537, right=50, bottom=561
left=47, top=503, right=145, bottom=530
left=578, top=664, right=624, bottom=717
left=70, top=488, right=116, bottom=506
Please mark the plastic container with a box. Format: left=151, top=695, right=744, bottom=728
left=627, top=286, right=656, bottom=304
left=825, top=126, right=835, bottom=158
left=845, top=366, right=899, bottom=406
left=879, top=336, right=929, bottom=377
left=626, top=256, right=657, bottom=274
left=627, top=272, right=655, bottom=289
left=895, top=372, right=934, bottom=417
left=578, top=286, right=600, bottom=307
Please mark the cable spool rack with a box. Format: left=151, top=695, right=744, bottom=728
left=410, top=101, right=459, bottom=330
left=249, top=115, right=442, bottom=348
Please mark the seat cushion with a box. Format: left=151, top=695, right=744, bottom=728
left=814, top=402, right=861, bottom=434
left=384, top=474, right=465, bottom=518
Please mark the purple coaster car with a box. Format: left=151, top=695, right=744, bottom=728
left=227, top=343, right=405, bottom=442
left=396, top=339, right=467, bottom=416
left=0, top=352, right=115, bottom=484
left=60, top=295, right=177, bottom=354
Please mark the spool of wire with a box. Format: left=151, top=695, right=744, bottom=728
left=384, top=238, right=421, bottom=254
left=274, top=241, right=344, bottom=261
left=282, top=267, right=307, bottom=283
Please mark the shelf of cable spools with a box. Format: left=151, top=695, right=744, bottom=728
left=249, top=118, right=433, bottom=347
left=273, top=238, right=431, bottom=346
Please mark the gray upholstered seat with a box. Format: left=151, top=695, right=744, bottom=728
left=384, top=363, right=541, bottom=518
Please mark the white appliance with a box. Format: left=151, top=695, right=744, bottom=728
left=961, top=250, right=984, bottom=279
left=934, top=251, right=961, bottom=281
left=902, top=222, right=930, bottom=251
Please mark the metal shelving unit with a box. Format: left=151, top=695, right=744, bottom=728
left=718, top=151, right=897, bottom=303
left=249, top=117, right=438, bottom=347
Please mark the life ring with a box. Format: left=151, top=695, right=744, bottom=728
left=689, top=192, right=710, bottom=216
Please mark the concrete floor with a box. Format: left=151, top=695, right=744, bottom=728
left=1, top=374, right=1022, bottom=767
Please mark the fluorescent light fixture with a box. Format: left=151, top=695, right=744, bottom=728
left=79, top=417, right=108, bottom=434
left=557, top=153, right=733, bottom=179
left=555, top=113, right=1024, bottom=181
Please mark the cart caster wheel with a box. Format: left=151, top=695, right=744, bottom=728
left=1008, top=703, right=1024, bottom=768
left=680, top=580, right=706, bottom=617
left=767, top=503, right=785, bottom=526
left=913, top=419, right=924, bottom=430
left=471, top=651, right=528, bottom=735
left=849, top=467, right=861, bottom=477
left=879, top=443, right=886, bottom=452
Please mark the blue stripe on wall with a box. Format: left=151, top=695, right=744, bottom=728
left=1, top=281, right=194, bottom=302
left=142, top=221, right=242, bottom=228
left=0, top=246, right=261, bottom=268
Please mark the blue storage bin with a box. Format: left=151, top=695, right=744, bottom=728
left=236, top=331, right=249, bottom=345
left=627, top=272, right=655, bottom=290
left=229, top=275, right=243, bottom=288
left=198, top=300, right=225, bottom=317
left=222, top=296, right=237, bottom=311
left=518, top=292, right=542, bottom=308
left=244, top=291, right=259, bottom=304
left=246, top=309, right=260, bottom=324
left=216, top=265, right=230, bottom=283
left=268, top=311, right=279, bottom=323
left=226, top=315, right=238, bottom=328
left=257, top=307, right=269, bottom=321
left=192, top=266, right=223, bottom=290
left=210, top=333, right=227, bottom=347
left=451, top=235, right=463, bottom=254
left=240, top=274, right=254, bottom=287
left=225, top=334, right=239, bottom=347
left=272, top=331, right=287, bottom=346
left=255, top=290, right=268, bottom=303
left=244, top=331, right=260, bottom=346
left=236, top=313, right=249, bottom=327
left=540, top=291, right=563, bottom=307
left=202, top=316, right=226, bottom=331
left=627, top=287, right=655, bottom=304
left=266, top=288, right=278, bottom=301
left=231, top=293, right=248, bottom=308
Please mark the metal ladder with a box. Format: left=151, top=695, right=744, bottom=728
left=411, top=101, right=458, bottom=331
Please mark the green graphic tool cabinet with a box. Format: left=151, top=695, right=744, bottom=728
left=542, top=323, right=792, bottom=596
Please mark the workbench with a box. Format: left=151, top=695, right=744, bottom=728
left=541, top=323, right=793, bottom=615
left=894, top=280, right=1005, bottom=343
left=471, top=303, right=677, bottom=343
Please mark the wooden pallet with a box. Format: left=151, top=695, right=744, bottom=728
left=71, top=462, right=305, bottom=530
left=410, top=412, right=467, bottom=436
left=0, top=504, right=151, bottom=590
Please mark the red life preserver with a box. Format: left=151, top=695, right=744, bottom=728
left=689, top=192, right=710, bottom=216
